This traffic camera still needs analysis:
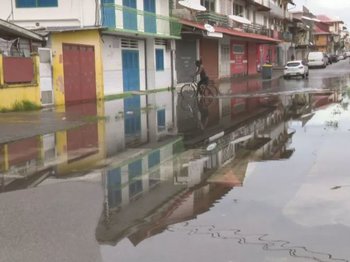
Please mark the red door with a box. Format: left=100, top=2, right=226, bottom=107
left=63, top=44, right=97, bottom=104
left=200, top=39, right=219, bottom=81
left=230, top=40, right=248, bottom=76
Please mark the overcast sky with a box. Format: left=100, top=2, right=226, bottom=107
left=290, top=0, right=350, bottom=26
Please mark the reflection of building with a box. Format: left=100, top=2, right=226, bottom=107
left=0, top=102, right=106, bottom=191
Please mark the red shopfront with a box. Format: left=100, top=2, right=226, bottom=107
left=256, top=44, right=277, bottom=69
left=230, top=40, right=248, bottom=76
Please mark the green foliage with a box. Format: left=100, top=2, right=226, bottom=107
left=0, top=100, right=41, bottom=113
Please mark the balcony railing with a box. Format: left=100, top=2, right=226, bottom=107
left=241, top=23, right=270, bottom=36
left=196, top=11, right=229, bottom=27
left=101, top=3, right=182, bottom=38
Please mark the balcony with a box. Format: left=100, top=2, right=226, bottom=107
left=196, top=11, right=229, bottom=27
left=247, top=0, right=271, bottom=11
left=269, top=0, right=284, bottom=18
left=101, top=3, right=182, bottom=38
left=241, top=23, right=270, bottom=36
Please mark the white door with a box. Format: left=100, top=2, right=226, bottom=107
left=38, top=48, right=53, bottom=106
left=220, top=44, right=230, bottom=77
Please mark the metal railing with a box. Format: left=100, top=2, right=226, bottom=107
left=196, top=11, right=229, bottom=27
left=101, top=3, right=182, bottom=38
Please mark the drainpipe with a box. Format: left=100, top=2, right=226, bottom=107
left=144, top=39, right=150, bottom=142
left=170, top=45, right=175, bottom=128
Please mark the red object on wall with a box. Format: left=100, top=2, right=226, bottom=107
left=3, top=57, right=34, bottom=84
left=62, top=44, right=97, bottom=104
left=200, top=39, right=219, bottom=80
left=8, top=137, right=40, bottom=166
left=230, top=40, right=247, bottom=75
left=66, top=102, right=99, bottom=163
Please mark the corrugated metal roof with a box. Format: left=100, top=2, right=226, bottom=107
left=0, top=19, right=44, bottom=41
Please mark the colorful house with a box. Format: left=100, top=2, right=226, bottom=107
left=100, top=0, right=181, bottom=97
left=172, top=0, right=294, bottom=84
left=0, top=0, right=104, bottom=106
left=0, top=19, right=44, bottom=110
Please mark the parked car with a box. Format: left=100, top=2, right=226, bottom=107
left=338, top=54, right=345, bottom=60
left=283, top=60, right=309, bottom=79
left=307, top=52, right=327, bottom=68
left=329, top=54, right=339, bottom=63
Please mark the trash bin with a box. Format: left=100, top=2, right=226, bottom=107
left=261, top=64, right=273, bottom=79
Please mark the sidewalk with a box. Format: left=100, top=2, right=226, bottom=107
left=0, top=110, right=85, bottom=144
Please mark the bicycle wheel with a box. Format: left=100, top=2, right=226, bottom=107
left=180, top=83, right=196, bottom=97
left=201, top=87, right=214, bottom=106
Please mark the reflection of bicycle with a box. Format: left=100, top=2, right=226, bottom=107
left=179, top=93, right=211, bottom=130
left=180, top=77, right=218, bottom=98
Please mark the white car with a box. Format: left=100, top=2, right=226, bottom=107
left=307, top=52, right=327, bottom=68
left=283, top=60, right=309, bottom=79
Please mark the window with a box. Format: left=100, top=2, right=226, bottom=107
left=233, top=4, right=243, bottom=16
left=201, top=0, right=215, bottom=12
left=157, top=109, right=166, bottom=131
left=155, top=49, right=164, bottom=71
left=16, top=0, right=58, bottom=7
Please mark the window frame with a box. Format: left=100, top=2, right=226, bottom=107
left=155, top=48, right=165, bottom=71
left=157, top=109, right=166, bottom=131
left=16, top=0, right=58, bottom=8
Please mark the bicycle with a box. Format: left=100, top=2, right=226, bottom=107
left=180, top=77, right=216, bottom=98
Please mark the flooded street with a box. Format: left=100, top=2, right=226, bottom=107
left=1, top=66, right=350, bottom=261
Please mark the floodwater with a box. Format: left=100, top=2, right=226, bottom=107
left=1, top=76, right=350, bottom=261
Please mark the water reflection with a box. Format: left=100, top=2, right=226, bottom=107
left=0, top=88, right=347, bottom=261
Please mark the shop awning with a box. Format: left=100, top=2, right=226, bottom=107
left=228, top=15, right=252, bottom=25
left=180, top=19, right=281, bottom=44
left=0, top=19, right=44, bottom=41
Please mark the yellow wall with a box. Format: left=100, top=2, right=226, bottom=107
left=0, top=55, right=40, bottom=110
left=51, top=30, right=104, bottom=106
left=55, top=101, right=106, bottom=175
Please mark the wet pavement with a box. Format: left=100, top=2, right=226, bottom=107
left=1, top=59, right=350, bottom=261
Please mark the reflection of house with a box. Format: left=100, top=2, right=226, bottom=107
left=97, top=137, right=189, bottom=244
left=0, top=19, right=44, bottom=110
left=0, top=103, right=106, bottom=191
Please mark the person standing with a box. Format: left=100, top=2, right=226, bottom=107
left=194, top=59, right=209, bottom=95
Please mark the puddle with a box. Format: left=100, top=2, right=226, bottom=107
left=1, top=83, right=350, bottom=261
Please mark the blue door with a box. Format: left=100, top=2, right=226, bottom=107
left=144, top=0, right=156, bottom=33
left=107, top=168, right=122, bottom=208
left=123, top=0, right=137, bottom=30
left=102, top=0, right=116, bottom=28
left=124, top=96, right=141, bottom=136
left=123, top=50, right=140, bottom=136
left=122, top=49, right=140, bottom=92
left=128, top=159, right=143, bottom=198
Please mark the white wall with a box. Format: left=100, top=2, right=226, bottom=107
left=155, top=45, right=172, bottom=89
left=0, top=0, right=97, bottom=28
